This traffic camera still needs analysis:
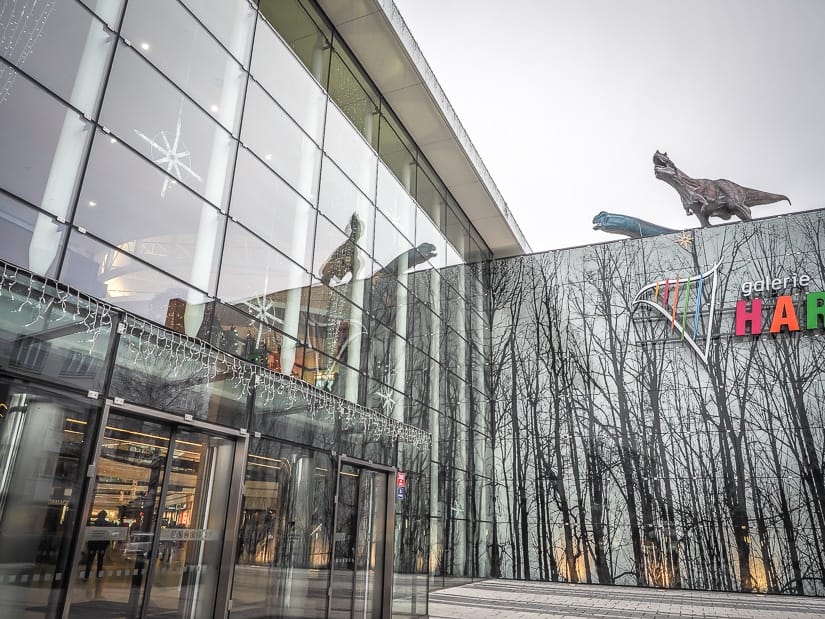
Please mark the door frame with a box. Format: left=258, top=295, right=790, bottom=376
left=327, top=455, right=396, bottom=619
left=63, top=399, right=248, bottom=619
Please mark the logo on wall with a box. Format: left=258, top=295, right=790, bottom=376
left=632, top=261, right=722, bottom=365
left=735, top=274, right=825, bottom=336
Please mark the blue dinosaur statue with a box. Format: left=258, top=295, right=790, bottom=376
left=592, top=211, right=676, bottom=239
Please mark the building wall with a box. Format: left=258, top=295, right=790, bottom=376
left=491, top=212, right=825, bottom=595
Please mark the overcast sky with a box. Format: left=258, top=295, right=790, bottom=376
left=393, top=0, right=825, bottom=252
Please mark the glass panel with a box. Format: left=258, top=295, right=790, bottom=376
left=328, top=48, right=379, bottom=149
left=69, top=414, right=171, bottom=617
left=101, top=43, right=236, bottom=208
left=241, top=80, right=321, bottom=202
left=180, top=0, right=256, bottom=66
left=218, top=221, right=311, bottom=312
left=353, top=469, right=387, bottom=619
left=414, top=207, right=447, bottom=271
left=330, top=466, right=388, bottom=619
left=377, top=112, right=416, bottom=193
left=392, top=449, right=430, bottom=616
left=60, top=230, right=211, bottom=333
left=110, top=319, right=249, bottom=428
left=415, top=164, right=446, bottom=233
left=0, top=382, right=98, bottom=619
left=231, top=439, right=334, bottom=619
left=324, top=102, right=377, bottom=201
left=313, top=213, right=373, bottom=288
left=229, top=147, right=314, bottom=270
left=377, top=163, right=416, bottom=244
left=252, top=384, right=336, bottom=450
left=318, top=157, right=375, bottom=255
left=76, top=130, right=225, bottom=294
left=445, top=204, right=469, bottom=265
left=209, top=301, right=303, bottom=372
left=373, top=209, right=414, bottom=276
left=146, top=427, right=236, bottom=617
left=123, top=0, right=247, bottom=134
left=252, top=18, right=326, bottom=143
left=258, top=0, right=331, bottom=85
left=330, top=464, right=359, bottom=617
left=0, top=266, right=113, bottom=393
left=468, top=229, right=489, bottom=264
left=0, top=62, right=92, bottom=218
left=0, top=194, right=66, bottom=277
left=301, top=349, right=363, bottom=402
left=306, top=281, right=369, bottom=372
left=77, top=0, right=126, bottom=28
left=0, top=0, right=114, bottom=115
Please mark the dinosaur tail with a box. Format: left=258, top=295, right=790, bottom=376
left=743, top=189, right=791, bottom=207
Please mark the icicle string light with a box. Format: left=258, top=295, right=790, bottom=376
left=0, top=259, right=431, bottom=450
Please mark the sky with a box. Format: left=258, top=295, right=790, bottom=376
left=393, top=0, right=825, bottom=252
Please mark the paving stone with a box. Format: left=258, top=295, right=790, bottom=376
left=428, top=580, right=825, bottom=619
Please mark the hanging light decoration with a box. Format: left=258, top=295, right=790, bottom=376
left=0, top=259, right=431, bottom=450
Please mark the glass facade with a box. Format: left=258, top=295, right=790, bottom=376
left=0, top=0, right=495, bottom=616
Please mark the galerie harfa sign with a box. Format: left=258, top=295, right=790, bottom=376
left=632, top=262, right=825, bottom=365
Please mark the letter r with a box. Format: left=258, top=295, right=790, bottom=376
left=807, top=292, right=825, bottom=329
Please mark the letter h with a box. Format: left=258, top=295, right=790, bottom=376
left=735, top=299, right=762, bottom=335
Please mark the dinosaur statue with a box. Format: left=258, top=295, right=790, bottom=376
left=653, top=151, right=790, bottom=227
left=592, top=211, right=675, bottom=239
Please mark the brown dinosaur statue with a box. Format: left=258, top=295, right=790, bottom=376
left=653, top=151, right=790, bottom=227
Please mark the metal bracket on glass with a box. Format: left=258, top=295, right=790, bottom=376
left=254, top=431, right=261, bottom=438
left=55, top=216, right=66, bottom=224
left=114, top=397, right=125, bottom=405
left=87, top=390, right=99, bottom=399
left=117, top=322, right=127, bottom=334
left=77, top=226, right=87, bottom=234
left=184, top=414, right=194, bottom=422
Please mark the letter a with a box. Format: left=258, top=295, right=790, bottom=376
left=769, top=296, right=800, bottom=333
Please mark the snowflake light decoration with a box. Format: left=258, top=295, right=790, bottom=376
left=134, top=113, right=202, bottom=197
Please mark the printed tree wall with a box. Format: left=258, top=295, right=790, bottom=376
left=489, top=210, right=825, bottom=595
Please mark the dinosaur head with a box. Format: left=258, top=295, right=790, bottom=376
left=347, top=213, right=363, bottom=241
left=653, top=151, right=676, bottom=180
left=592, top=211, right=611, bottom=232
left=412, top=242, right=438, bottom=265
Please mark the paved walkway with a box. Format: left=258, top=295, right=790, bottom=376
left=428, top=580, right=825, bottom=618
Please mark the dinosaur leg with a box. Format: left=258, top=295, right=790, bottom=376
left=695, top=209, right=712, bottom=228
left=733, top=203, right=752, bottom=221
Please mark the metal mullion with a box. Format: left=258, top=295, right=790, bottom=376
left=108, top=400, right=247, bottom=438
left=216, top=432, right=249, bottom=616
left=211, top=8, right=255, bottom=312
left=60, top=399, right=114, bottom=619
left=326, top=454, right=345, bottom=619
left=350, top=469, right=363, bottom=619
left=382, top=469, right=395, bottom=618
left=139, top=425, right=179, bottom=615
left=57, top=0, right=124, bottom=276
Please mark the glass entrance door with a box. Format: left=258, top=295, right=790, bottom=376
left=68, top=407, right=243, bottom=618
left=328, top=459, right=394, bottom=619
